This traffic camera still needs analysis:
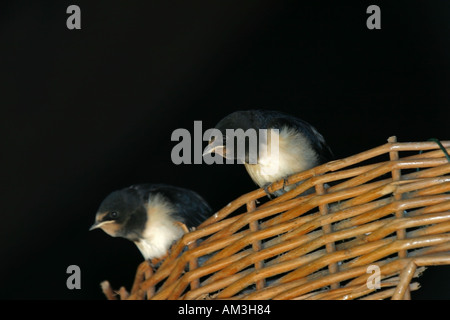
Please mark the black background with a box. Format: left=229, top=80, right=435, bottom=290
left=1, top=1, right=449, bottom=299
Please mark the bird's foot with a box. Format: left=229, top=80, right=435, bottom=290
left=149, top=255, right=167, bottom=271
left=282, top=178, right=289, bottom=191
left=263, top=184, right=273, bottom=199
left=146, top=260, right=157, bottom=272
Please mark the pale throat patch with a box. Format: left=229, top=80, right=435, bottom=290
left=134, top=194, right=185, bottom=260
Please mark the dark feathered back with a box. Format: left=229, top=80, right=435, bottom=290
left=261, top=110, right=334, bottom=164
left=128, top=184, right=213, bottom=228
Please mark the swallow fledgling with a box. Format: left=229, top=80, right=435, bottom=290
left=90, top=184, right=213, bottom=261
left=204, top=110, right=333, bottom=197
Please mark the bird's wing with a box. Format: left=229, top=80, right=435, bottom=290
left=263, top=111, right=334, bottom=164
left=129, top=183, right=213, bottom=228
left=168, top=187, right=213, bottom=228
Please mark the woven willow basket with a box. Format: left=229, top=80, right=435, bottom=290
left=102, top=137, right=450, bottom=300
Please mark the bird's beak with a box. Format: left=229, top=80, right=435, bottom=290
left=203, top=142, right=225, bottom=157
left=202, top=143, right=214, bottom=156
left=89, top=222, right=100, bottom=231
left=89, top=219, right=110, bottom=231
left=89, top=219, right=115, bottom=231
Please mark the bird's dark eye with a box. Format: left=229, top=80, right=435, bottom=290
left=109, top=211, right=119, bottom=219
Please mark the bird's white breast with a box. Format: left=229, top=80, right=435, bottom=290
left=244, top=126, right=319, bottom=190
left=134, top=194, right=185, bottom=260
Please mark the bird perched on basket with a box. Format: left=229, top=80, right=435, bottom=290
left=89, top=184, right=213, bottom=263
left=203, top=110, right=333, bottom=197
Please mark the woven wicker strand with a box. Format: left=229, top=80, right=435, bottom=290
left=102, top=137, right=450, bottom=300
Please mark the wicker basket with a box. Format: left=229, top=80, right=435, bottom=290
left=102, top=136, right=450, bottom=300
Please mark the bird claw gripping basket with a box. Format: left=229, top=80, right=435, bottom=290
left=102, top=137, right=450, bottom=300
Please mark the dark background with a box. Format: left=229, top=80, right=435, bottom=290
left=1, top=1, right=449, bottom=299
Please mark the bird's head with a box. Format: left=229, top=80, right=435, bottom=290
left=203, top=110, right=262, bottom=164
left=89, top=188, right=146, bottom=240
